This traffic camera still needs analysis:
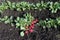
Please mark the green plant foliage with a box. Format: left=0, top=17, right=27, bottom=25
left=15, top=13, right=34, bottom=36
left=56, top=17, right=60, bottom=25
left=0, top=2, right=8, bottom=13
left=0, top=1, right=60, bottom=37
left=15, top=13, right=34, bottom=30
left=0, top=16, right=14, bottom=26
left=49, top=2, right=60, bottom=13
left=0, top=1, right=60, bottom=13
left=0, top=14, right=60, bottom=36
left=38, top=17, right=60, bottom=28
left=0, top=13, right=34, bottom=37
left=36, top=1, right=48, bottom=11
left=20, top=31, right=24, bottom=37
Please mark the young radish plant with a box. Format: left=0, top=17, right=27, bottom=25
left=37, top=18, right=60, bottom=29
left=56, top=17, right=60, bottom=26
left=15, top=13, right=38, bottom=37
left=0, top=16, right=14, bottom=26
left=49, top=2, right=59, bottom=13
left=0, top=1, right=60, bottom=14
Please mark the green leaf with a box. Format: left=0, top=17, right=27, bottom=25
left=20, top=31, right=24, bottom=37
left=43, top=26, right=46, bottom=29
left=4, top=16, right=8, bottom=20
left=22, top=8, right=26, bottom=11
left=20, top=26, right=25, bottom=30
left=17, top=8, right=21, bottom=11
left=17, top=17, right=20, bottom=21
left=10, top=16, right=13, bottom=19
left=12, top=2, right=15, bottom=8
left=1, top=18, right=5, bottom=21
left=4, top=20, right=10, bottom=24
left=11, top=23, right=14, bottom=26
left=7, top=1, right=11, bottom=6
left=16, top=2, right=20, bottom=7
left=16, top=26, right=19, bottom=28
left=54, top=25, right=57, bottom=28
left=16, top=23, right=20, bottom=27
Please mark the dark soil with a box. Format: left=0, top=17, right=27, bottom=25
left=0, top=22, right=60, bottom=40
left=0, top=9, right=60, bottom=40
left=0, top=0, right=60, bottom=40
left=0, top=22, right=21, bottom=40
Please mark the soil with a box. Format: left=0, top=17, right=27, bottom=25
left=0, top=9, right=60, bottom=40
left=0, top=0, right=60, bottom=40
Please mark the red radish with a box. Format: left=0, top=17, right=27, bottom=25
left=31, top=19, right=38, bottom=24
left=29, top=24, right=34, bottom=29
left=30, top=24, right=34, bottom=29
left=25, top=19, right=38, bottom=35
left=25, top=26, right=29, bottom=29
left=31, top=26, right=34, bottom=29
left=25, top=30, right=29, bottom=34
left=29, top=29, right=34, bottom=33
left=35, top=19, right=38, bottom=22
left=25, top=25, right=29, bottom=30
left=29, top=26, right=32, bottom=29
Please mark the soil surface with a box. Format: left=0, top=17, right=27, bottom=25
left=0, top=0, right=60, bottom=40
left=0, top=22, right=60, bottom=40
left=0, top=9, right=60, bottom=40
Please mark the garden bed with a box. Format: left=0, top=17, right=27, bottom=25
left=0, top=1, right=60, bottom=40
